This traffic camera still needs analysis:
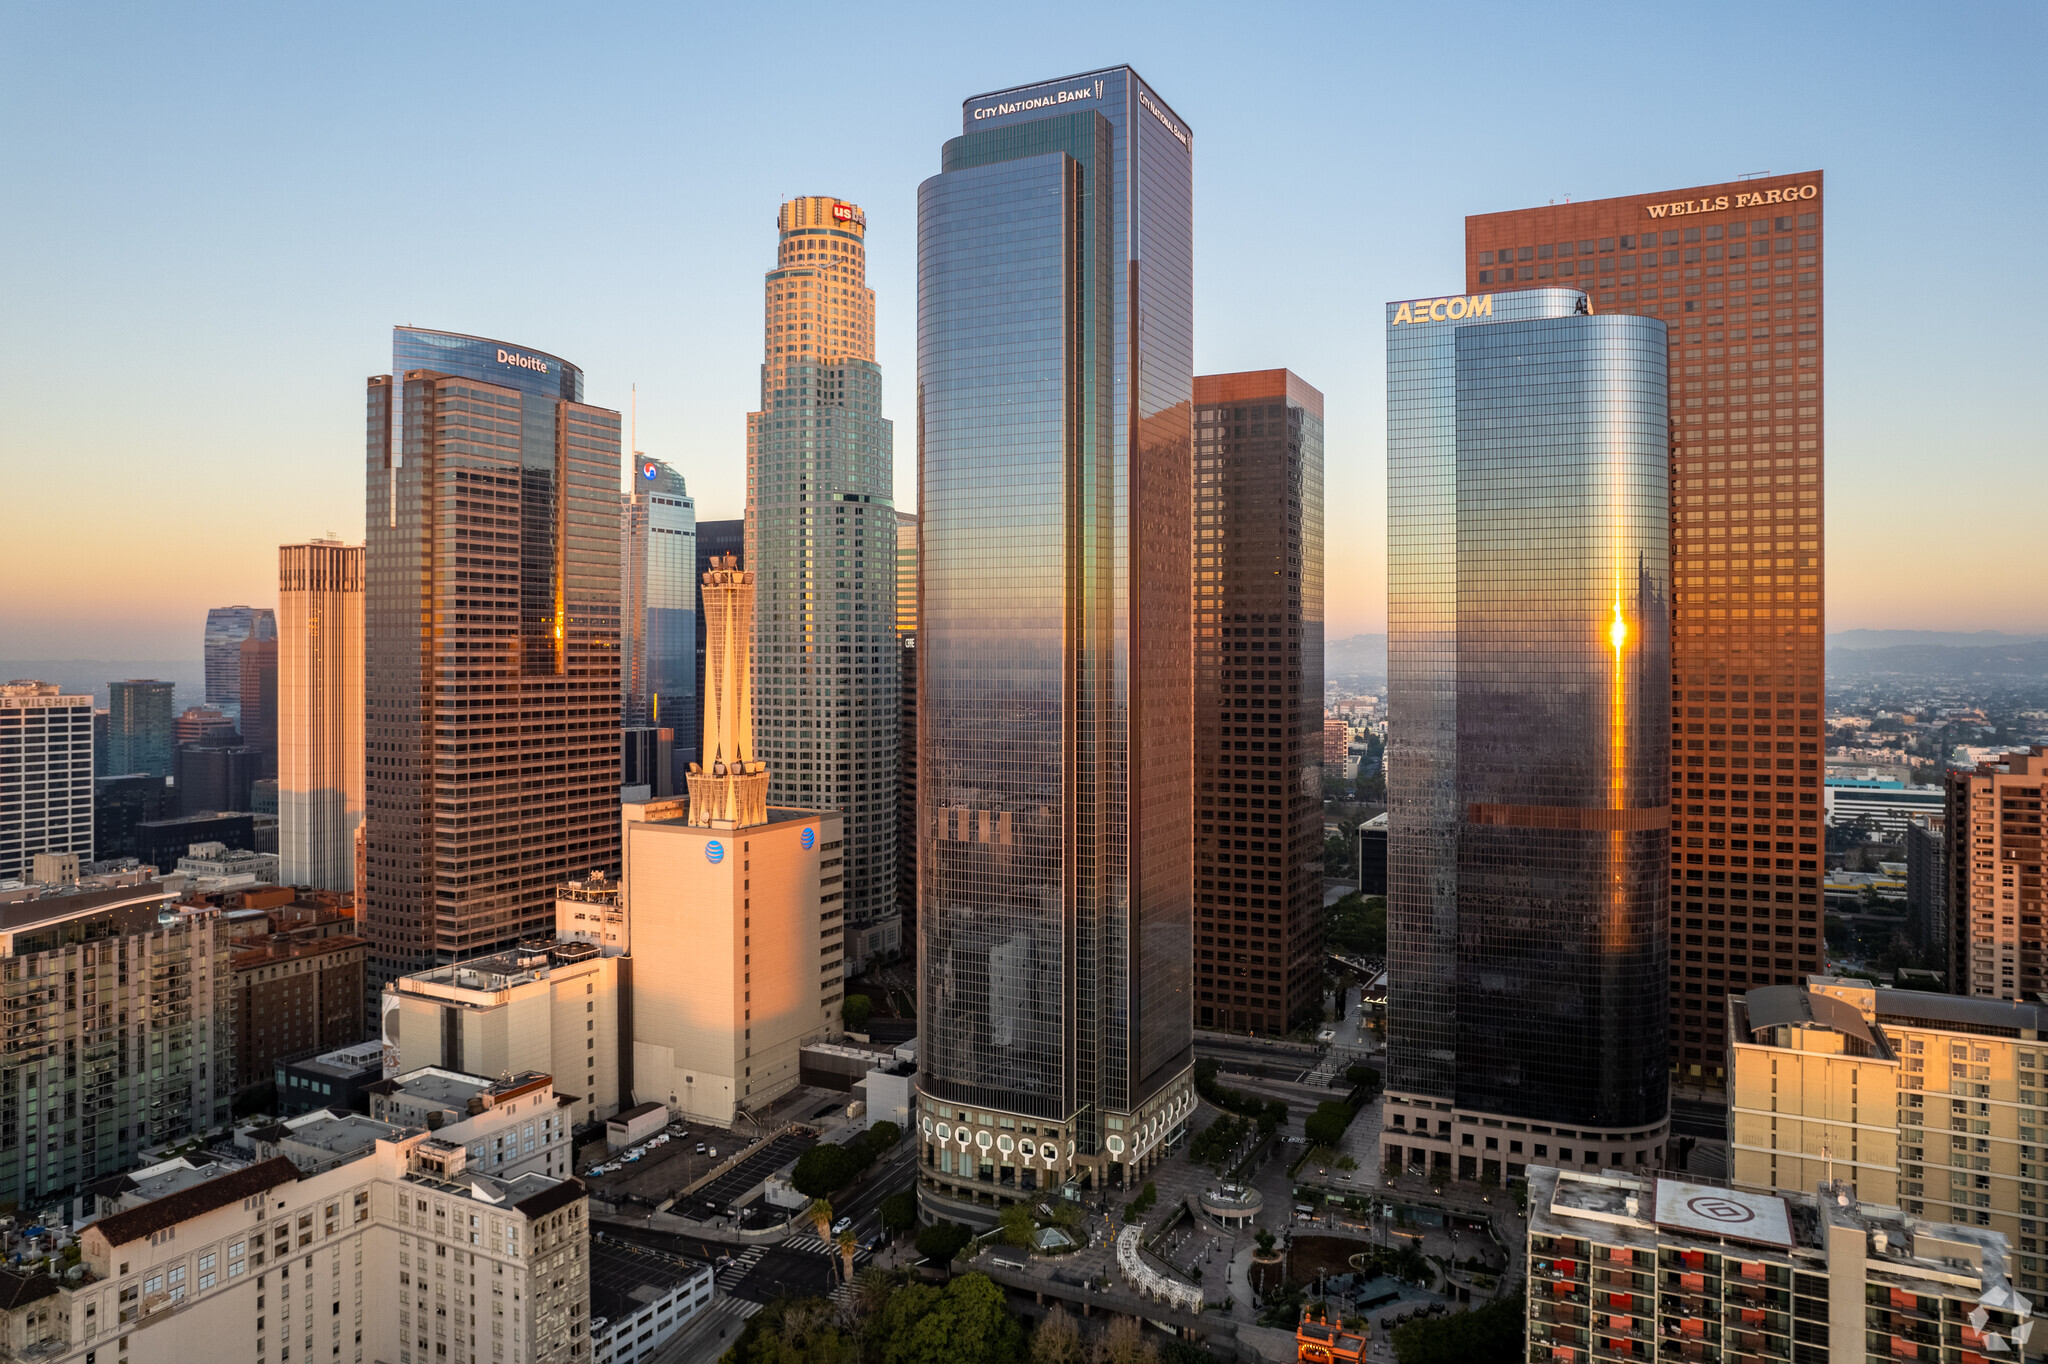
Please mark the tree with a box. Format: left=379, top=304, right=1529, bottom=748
left=843, top=995, right=874, bottom=1032
left=1030, top=1306, right=1083, bottom=1364
left=1092, top=1315, right=1159, bottom=1364
left=808, top=1197, right=835, bottom=1245
left=720, top=1295, right=857, bottom=1364
left=915, top=1220, right=973, bottom=1264
left=1390, top=1292, right=1525, bottom=1364
left=1304, top=1100, right=1354, bottom=1148
left=880, top=1190, right=918, bottom=1236
left=869, top=1120, right=902, bottom=1147
left=794, top=1146, right=860, bottom=1197
left=836, top=1227, right=859, bottom=1285
left=1254, top=1229, right=1276, bottom=1256
left=999, top=1202, right=1038, bottom=1247
left=873, top=1273, right=1023, bottom=1364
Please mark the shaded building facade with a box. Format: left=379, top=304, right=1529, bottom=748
left=107, top=679, right=174, bottom=779
left=914, top=67, right=1196, bottom=1217
left=203, top=605, right=275, bottom=724
left=621, top=457, right=696, bottom=738
left=238, top=634, right=278, bottom=779
left=1189, top=370, right=1326, bottom=1035
left=1944, top=748, right=2047, bottom=999
left=745, top=195, right=899, bottom=945
left=1466, top=175, right=1827, bottom=1085
left=690, top=517, right=744, bottom=770
left=1383, top=287, right=1671, bottom=1179
left=363, top=328, right=622, bottom=997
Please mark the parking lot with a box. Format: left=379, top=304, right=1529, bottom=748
left=581, top=1123, right=734, bottom=1206
left=673, top=1132, right=816, bottom=1220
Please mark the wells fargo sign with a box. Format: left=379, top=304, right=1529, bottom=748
left=1647, top=184, right=1817, bottom=218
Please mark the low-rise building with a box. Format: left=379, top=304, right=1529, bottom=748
left=1525, top=1165, right=2023, bottom=1364
left=588, top=1236, right=713, bottom=1364
left=365, top=1068, right=577, bottom=1182
left=231, top=926, right=367, bottom=1093
left=0, top=1130, right=590, bottom=1364
left=278, top=1040, right=384, bottom=1116
left=1728, top=977, right=2048, bottom=1293
left=382, top=939, right=622, bottom=1127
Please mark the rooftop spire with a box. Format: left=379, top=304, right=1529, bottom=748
left=687, top=554, right=769, bottom=828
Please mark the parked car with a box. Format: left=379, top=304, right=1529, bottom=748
left=696, top=1142, right=707, bottom=1154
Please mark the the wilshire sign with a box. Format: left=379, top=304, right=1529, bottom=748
left=1646, top=184, right=1818, bottom=219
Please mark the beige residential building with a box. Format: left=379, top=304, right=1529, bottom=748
left=1944, top=747, right=2046, bottom=999
left=277, top=540, right=364, bottom=893
left=623, top=554, right=842, bottom=1128
left=0, top=1130, right=587, bottom=1364
left=1729, top=976, right=2048, bottom=1293
left=383, top=940, right=623, bottom=1126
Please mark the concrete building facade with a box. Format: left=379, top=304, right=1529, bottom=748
left=1944, top=748, right=2047, bottom=999
left=278, top=539, right=365, bottom=892
left=0, top=681, right=94, bottom=885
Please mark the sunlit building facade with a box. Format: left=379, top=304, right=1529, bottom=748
left=363, top=328, right=622, bottom=997
left=277, top=539, right=363, bottom=891
left=1383, top=288, right=1671, bottom=1178
left=203, top=605, right=274, bottom=725
left=914, top=67, right=1197, bottom=1220
left=744, top=195, right=899, bottom=948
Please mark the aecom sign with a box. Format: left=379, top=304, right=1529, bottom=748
left=1390, top=294, right=1493, bottom=326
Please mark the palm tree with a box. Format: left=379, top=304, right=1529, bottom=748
left=808, top=1197, right=835, bottom=1246
left=836, top=1227, right=859, bottom=1286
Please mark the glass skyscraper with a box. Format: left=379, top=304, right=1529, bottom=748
left=107, top=678, right=175, bottom=779
left=745, top=197, right=899, bottom=946
left=1382, top=288, right=1671, bottom=1179
left=363, top=328, right=621, bottom=997
left=621, top=457, right=696, bottom=740
left=203, top=605, right=275, bottom=724
left=914, top=67, right=1195, bottom=1221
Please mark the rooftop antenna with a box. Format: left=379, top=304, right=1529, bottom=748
left=1738, top=170, right=1772, bottom=181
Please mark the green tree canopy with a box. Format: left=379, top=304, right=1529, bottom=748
left=880, top=1190, right=918, bottom=1235
left=1390, top=1292, right=1525, bottom=1364
left=914, top=1220, right=973, bottom=1264
left=843, top=994, right=874, bottom=1031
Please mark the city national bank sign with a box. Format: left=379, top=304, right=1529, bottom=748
left=972, top=78, right=1104, bottom=120
left=1647, top=183, right=1818, bottom=219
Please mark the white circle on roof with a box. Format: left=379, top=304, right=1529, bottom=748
left=1687, top=1195, right=1756, bottom=1224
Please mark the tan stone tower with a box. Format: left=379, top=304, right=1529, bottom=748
left=687, top=553, right=769, bottom=828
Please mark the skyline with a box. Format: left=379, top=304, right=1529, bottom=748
left=4, top=1, right=2045, bottom=655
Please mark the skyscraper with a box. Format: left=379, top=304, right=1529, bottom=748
left=278, top=539, right=364, bottom=892
left=363, top=328, right=622, bottom=995
left=621, top=457, right=696, bottom=734
left=1944, top=747, right=2048, bottom=998
left=914, top=67, right=1196, bottom=1217
left=1466, top=175, right=1826, bottom=1087
left=745, top=196, right=899, bottom=950
left=895, top=511, right=917, bottom=636
left=622, top=554, right=843, bottom=1125
left=1382, top=287, right=1670, bottom=1180
left=0, top=681, right=94, bottom=883
left=107, top=678, right=175, bottom=779
left=1190, top=370, right=1326, bottom=1036
left=238, top=633, right=278, bottom=779
left=203, top=605, right=275, bottom=723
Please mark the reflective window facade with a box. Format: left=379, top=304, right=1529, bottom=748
left=203, top=605, right=275, bottom=725
left=1463, top=177, right=1827, bottom=1086
left=621, top=458, right=697, bottom=743
left=364, top=328, right=621, bottom=996
left=745, top=197, right=899, bottom=937
left=916, top=68, right=1194, bottom=1199
left=1190, top=371, right=1325, bottom=1036
left=1386, top=291, right=1670, bottom=1162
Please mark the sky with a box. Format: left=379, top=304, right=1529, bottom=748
left=3, top=0, right=2043, bottom=659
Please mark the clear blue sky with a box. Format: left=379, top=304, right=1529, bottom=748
left=4, top=0, right=2042, bottom=657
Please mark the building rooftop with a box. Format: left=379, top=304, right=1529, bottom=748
left=390, top=939, right=602, bottom=998
left=587, top=1236, right=708, bottom=1324
left=260, top=1111, right=415, bottom=1162
left=293, top=1041, right=385, bottom=1078
left=90, top=1157, right=302, bottom=1249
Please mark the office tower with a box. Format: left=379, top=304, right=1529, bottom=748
left=238, top=632, right=279, bottom=779
left=364, top=328, right=622, bottom=997
left=175, top=705, right=240, bottom=746
left=278, top=539, right=365, bottom=891
left=1382, top=286, right=1670, bottom=1180
left=622, top=726, right=675, bottom=798
left=1189, top=371, right=1326, bottom=1035
left=914, top=67, right=1196, bottom=1215
left=1904, top=813, right=1947, bottom=960
left=898, top=633, right=916, bottom=921
left=94, top=771, right=171, bottom=861
left=621, top=457, right=697, bottom=733
left=203, top=605, right=275, bottom=723
left=107, top=678, right=175, bottom=778
left=1525, top=1163, right=2019, bottom=1364
left=690, top=518, right=744, bottom=772
left=1726, top=976, right=2048, bottom=1293
left=1466, top=174, right=1827, bottom=1087
left=621, top=555, right=843, bottom=1125
left=173, top=741, right=258, bottom=815
left=0, top=871, right=234, bottom=1205
left=895, top=511, right=918, bottom=635
left=745, top=195, right=899, bottom=947
left=0, top=681, right=94, bottom=883
left=1944, top=747, right=2047, bottom=998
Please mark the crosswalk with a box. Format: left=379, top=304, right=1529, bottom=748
left=782, top=1235, right=874, bottom=1266
left=715, top=1247, right=765, bottom=1290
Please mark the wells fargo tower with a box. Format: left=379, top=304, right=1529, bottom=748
left=1466, top=173, right=1827, bottom=1088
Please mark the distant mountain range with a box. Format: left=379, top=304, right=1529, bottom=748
left=1828, top=629, right=2048, bottom=652
left=1327, top=634, right=1387, bottom=678
left=0, top=660, right=207, bottom=709
left=1827, top=639, right=2048, bottom=680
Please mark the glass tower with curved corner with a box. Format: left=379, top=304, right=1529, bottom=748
left=914, top=67, right=1195, bottom=1223
left=203, top=605, right=275, bottom=725
left=745, top=195, right=899, bottom=957
left=621, top=457, right=696, bottom=746
left=364, top=327, right=622, bottom=998
left=1382, top=287, right=1672, bottom=1180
